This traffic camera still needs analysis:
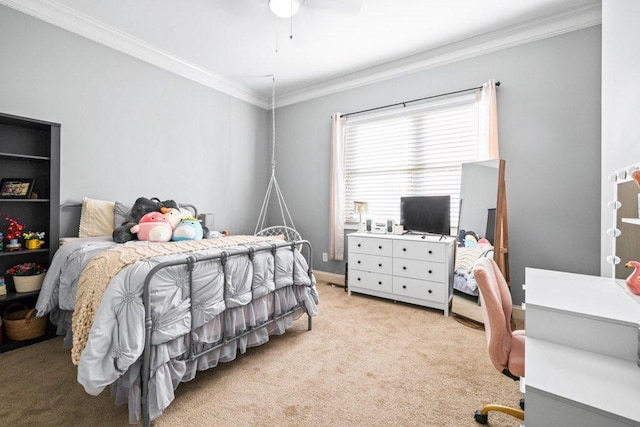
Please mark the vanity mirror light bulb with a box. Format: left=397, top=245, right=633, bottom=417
left=606, top=255, right=621, bottom=265
left=607, top=200, right=621, bottom=210
left=606, top=227, right=621, bottom=238
left=617, top=170, right=628, bottom=180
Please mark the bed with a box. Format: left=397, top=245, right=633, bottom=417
left=35, top=198, right=318, bottom=425
left=453, top=244, right=494, bottom=297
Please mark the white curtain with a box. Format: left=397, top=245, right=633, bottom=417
left=478, top=79, right=500, bottom=159
left=329, top=113, right=346, bottom=260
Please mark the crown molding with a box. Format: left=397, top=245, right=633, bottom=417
left=1, top=0, right=271, bottom=109
left=275, top=3, right=602, bottom=108
left=2, top=0, right=600, bottom=110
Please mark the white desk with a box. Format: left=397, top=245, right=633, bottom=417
left=525, top=268, right=640, bottom=426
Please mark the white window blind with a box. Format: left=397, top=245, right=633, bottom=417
left=344, top=92, right=481, bottom=230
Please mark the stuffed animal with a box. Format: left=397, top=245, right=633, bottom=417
left=172, top=217, right=204, bottom=241
left=457, top=229, right=481, bottom=248
left=160, top=207, right=188, bottom=229
left=464, top=234, right=478, bottom=248
left=478, top=238, right=491, bottom=246
left=130, top=211, right=173, bottom=242
left=113, top=197, right=178, bottom=243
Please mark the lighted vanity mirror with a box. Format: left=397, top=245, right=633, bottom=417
left=611, top=164, right=640, bottom=280
left=452, top=158, right=508, bottom=325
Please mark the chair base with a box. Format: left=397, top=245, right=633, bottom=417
left=474, top=404, right=524, bottom=424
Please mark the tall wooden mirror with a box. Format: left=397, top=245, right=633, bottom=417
left=452, top=159, right=509, bottom=324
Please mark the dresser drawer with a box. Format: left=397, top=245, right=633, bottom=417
left=349, top=270, right=393, bottom=294
left=393, top=276, right=445, bottom=303
left=349, top=253, right=392, bottom=275
left=393, top=258, right=446, bottom=283
left=349, top=236, right=393, bottom=257
left=393, top=239, right=445, bottom=262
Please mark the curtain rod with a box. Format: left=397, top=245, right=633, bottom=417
left=339, top=81, right=500, bottom=119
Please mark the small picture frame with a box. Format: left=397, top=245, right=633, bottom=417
left=0, top=178, right=35, bottom=199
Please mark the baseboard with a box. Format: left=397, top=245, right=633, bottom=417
left=313, top=271, right=525, bottom=323
left=314, top=270, right=345, bottom=286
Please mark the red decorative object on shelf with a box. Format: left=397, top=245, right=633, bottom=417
left=5, top=216, right=24, bottom=241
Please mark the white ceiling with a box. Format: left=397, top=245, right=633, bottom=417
left=3, top=0, right=601, bottom=108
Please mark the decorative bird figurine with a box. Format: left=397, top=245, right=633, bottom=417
left=631, top=169, right=640, bottom=187
left=625, top=261, right=640, bottom=295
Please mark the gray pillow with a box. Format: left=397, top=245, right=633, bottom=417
left=114, top=201, right=132, bottom=227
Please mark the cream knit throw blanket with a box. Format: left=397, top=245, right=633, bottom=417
left=71, top=235, right=281, bottom=365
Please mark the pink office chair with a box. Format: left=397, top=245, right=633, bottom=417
left=472, top=257, right=525, bottom=424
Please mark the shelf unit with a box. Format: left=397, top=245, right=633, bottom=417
left=0, top=112, right=60, bottom=353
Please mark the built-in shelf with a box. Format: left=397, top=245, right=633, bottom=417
left=0, top=112, right=60, bottom=353
left=0, top=289, right=40, bottom=303
left=0, top=152, right=50, bottom=161
left=0, top=248, right=48, bottom=257
left=622, top=218, right=640, bottom=225
left=0, top=322, right=58, bottom=354
left=0, top=198, right=50, bottom=203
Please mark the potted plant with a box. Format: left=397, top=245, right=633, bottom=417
left=5, top=262, right=47, bottom=292
left=23, top=231, right=45, bottom=250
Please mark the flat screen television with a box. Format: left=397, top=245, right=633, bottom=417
left=400, top=195, right=451, bottom=235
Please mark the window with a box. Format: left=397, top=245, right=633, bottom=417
left=343, top=92, right=482, bottom=230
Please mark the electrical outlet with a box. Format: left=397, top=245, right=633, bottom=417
left=322, top=252, right=328, bottom=262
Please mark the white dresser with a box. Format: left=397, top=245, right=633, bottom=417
left=525, top=268, right=640, bottom=426
left=347, top=232, right=455, bottom=316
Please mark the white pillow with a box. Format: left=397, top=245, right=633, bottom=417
left=78, top=197, right=116, bottom=237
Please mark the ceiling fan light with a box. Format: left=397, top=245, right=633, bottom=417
left=269, top=0, right=303, bottom=18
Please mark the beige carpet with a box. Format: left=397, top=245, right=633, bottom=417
left=0, top=283, right=522, bottom=426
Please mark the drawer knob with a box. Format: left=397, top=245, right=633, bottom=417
left=378, top=245, right=382, bottom=249
left=358, top=243, right=361, bottom=247
left=402, top=285, right=407, bottom=289
left=357, top=260, right=361, bottom=264
left=428, top=270, right=433, bottom=274
left=378, top=281, right=382, bottom=285
left=428, top=250, right=433, bottom=254
left=403, top=248, right=407, bottom=252
left=378, top=263, right=382, bottom=267
left=403, top=266, right=407, bottom=270
left=357, top=277, right=361, bottom=281
left=428, top=289, right=432, bottom=294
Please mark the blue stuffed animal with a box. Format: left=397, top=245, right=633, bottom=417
left=172, top=217, right=204, bottom=241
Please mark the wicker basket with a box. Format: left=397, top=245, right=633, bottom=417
left=13, top=273, right=45, bottom=293
left=2, top=304, right=47, bottom=341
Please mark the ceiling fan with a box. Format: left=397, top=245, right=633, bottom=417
left=267, top=0, right=363, bottom=19
left=264, top=0, right=363, bottom=45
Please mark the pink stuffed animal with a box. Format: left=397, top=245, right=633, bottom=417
left=130, top=212, right=172, bottom=242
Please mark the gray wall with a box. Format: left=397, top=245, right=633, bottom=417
left=273, top=26, right=602, bottom=306
left=0, top=6, right=269, bottom=235
left=0, top=4, right=603, bottom=307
